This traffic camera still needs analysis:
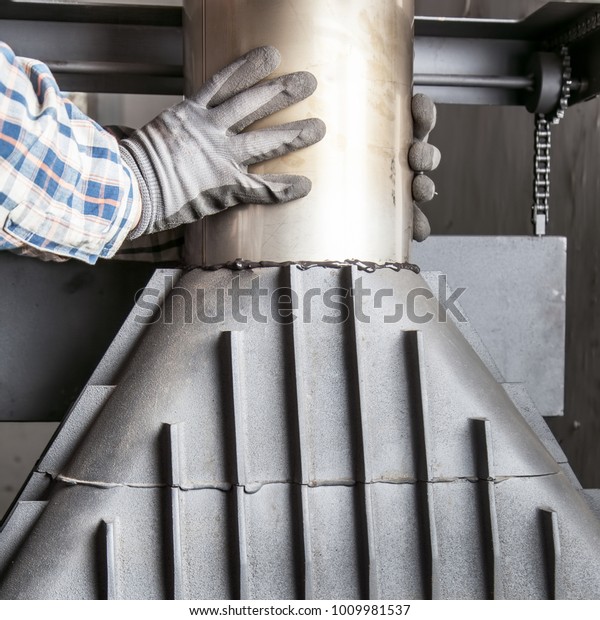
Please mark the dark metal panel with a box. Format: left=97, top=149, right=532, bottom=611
left=0, top=5, right=183, bottom=94
left=0, top=1, right=182, bottom=25
left=414, top=2, right=600, bottom=106
left=0, top=1, right=597, bottom=101
left=414, top=2, right=593, bottom=41
left=414, top=37, right=533, bottom=106
left=569, top=28, right=600, bottom=105
left=0, top=254, right=154, bottom=422
left=0, top=20, right=182, bottom=65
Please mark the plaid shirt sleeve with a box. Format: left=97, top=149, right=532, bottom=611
left=0, top=42, right=142, bottom=264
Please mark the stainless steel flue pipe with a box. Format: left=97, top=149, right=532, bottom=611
left=183, top=0, right=414, bottom=265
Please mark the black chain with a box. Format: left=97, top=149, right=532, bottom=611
left=531, top=47, right=572, bottom=235
left=532, top=116, right=551, bottom=235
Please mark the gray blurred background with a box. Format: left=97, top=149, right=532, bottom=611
left=1, top=0, right=600, bottom=519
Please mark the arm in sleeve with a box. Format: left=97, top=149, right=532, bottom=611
left=0, top=42, right=142, bottom=263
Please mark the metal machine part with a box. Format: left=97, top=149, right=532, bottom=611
left=525, top=52, right=568, bottom=116
left=412, top=2, right=593, bottom=107
left=1, top=1, right=599, bottom=105
left=2, top=0, right=590, bottom=243
left=1, top=267, right=599, bottom=600
left=413, top=236, right=567, bottom=419
left=0, top=2, right=184, bottom=95
left=182, top=0, right=414, bottom=266
left=0, top=237, right=566, bottom=423
left=530, top=47, right=572, bottom=236
left=1, top=1, right=600, bottom=601
left=532, top=116, right=553, bottom=236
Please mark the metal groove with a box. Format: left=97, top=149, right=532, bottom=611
left=423, top=484, right=440, bottom=600
left=288, top=267, right=312, bottom=486
left=413, top=331, right=434, bottom=482
left=103, top=519, right=117, bottom=600
left=287, top=267, right=314, bottom=599
left=472, top=418, right=495, bottom=481
left=471, top=418, right=504, bottom=600
left=227, top=331, right=249, bottom=600
left=541, top=508, right=561, bottom=600
left=234, top=486, right=249, bottom=600
left=411, top=330, right=440, bottom=600
left=167, top=423, right=184, bottom=600
left=361, top=485, right=378, bottom=599
left=348, top=266, right=378, bottom=600
left=348, top=267, right=374, bottom=483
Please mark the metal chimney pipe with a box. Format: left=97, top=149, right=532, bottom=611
left=183, top=0, right=415, bottom=265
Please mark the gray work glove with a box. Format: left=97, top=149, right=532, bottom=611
left=409, top=93, right=441, bottom=242
left=120, top=46, right=326, bottom=238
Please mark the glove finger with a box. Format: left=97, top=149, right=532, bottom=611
left=218, top=71, right=318, bottom=134
left=233, top=118, right=326, bottom=166
left=163, top=174, right=312, bottom=224
left=229, top=173, right=313, bottom=205
left=412, top=174, right=435, bottom=203
left=408, top=142, right=441, bottom=172
left=412, top=203, right=431, bottom=242
left=194, top=46, right=281, bottom=108
left=412, top=93, right=437, bottom=141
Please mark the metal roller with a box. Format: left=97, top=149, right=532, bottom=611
left=183, top=0, right=415, bottom=265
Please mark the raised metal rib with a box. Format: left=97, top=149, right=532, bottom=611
left=541, top=508, right=561, bottom=600
left=103, top=519, right=118, bottom=600
left=348, top=265, right=378, bottom=599
left=227, top=331, right=249, bottom=600
left=411, top=330, right=440, bottom=600
left=167, top=423, right=184, bottom=600
left=471, top=418, right=504, bottom=600
left=472, top=417, right=495, bottom=480
left=288, top=266, right=314, bottom=599
left=422, top=484, right=440, bottom=600
left=234, top=486, right=249, bottom=600
left=413, top=331, right=434, bottom=482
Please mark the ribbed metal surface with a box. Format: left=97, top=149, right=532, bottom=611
left=471, top=418, right=503, bottom=600
left=103, top=519, right=118, bottom=600
left=184, top=0, right=415, bottom=265
left=1, top=266, right=599, bottom=599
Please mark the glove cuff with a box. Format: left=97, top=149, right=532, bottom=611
left=119, top=139, right=160, bottom=239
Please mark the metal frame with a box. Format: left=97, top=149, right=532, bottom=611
left=414, top=2, right=596, bottom=106
left=0, top=1, right=183, bottom=94
left=1, top=1, right=600, bottom=105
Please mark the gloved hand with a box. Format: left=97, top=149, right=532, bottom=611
left=120, top=46, right=326, bottom=239
left=409, top=93, right=440, bottom=242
